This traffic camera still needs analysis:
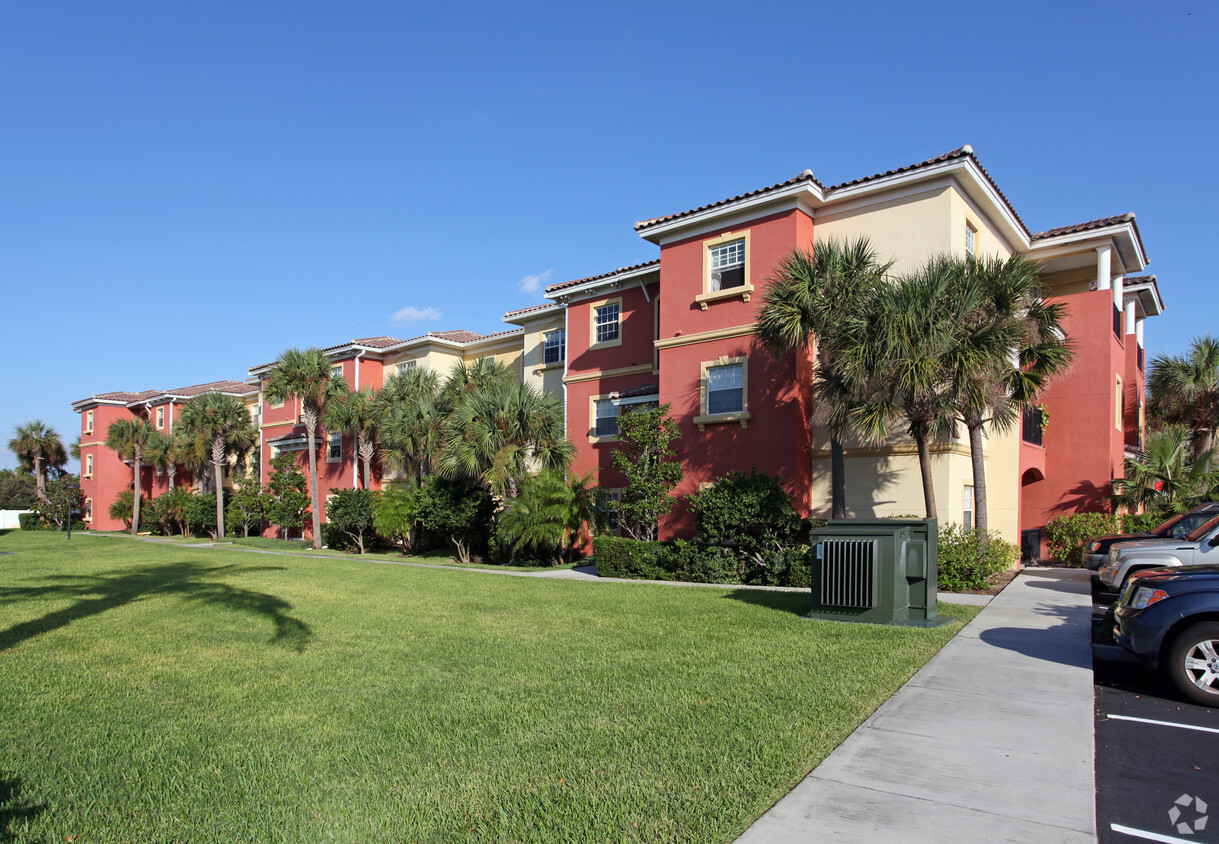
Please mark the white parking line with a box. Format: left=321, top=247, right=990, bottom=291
left=1105, top=714, right=1219, bottom=735
left=1111, top=823, right=1207, bottom=843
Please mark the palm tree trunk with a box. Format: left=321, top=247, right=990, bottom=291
left=914, top=434, right=936, bottom=519
left=359, top=436, right=374, bottom=489
left=968, top=421, right=988, bottom=533
left=167, top=464, right=176, bottom=491
left=1196, top=427, right=1215, bottom=465
left=132, top=449, right=143, bottom=536
left=33, top=455, right=47, bottom=502
left=303, top=407, right=322, bottom=549
left=830, top=434, right=846, bottom=519
left=212, top=435, right=226, bottom=539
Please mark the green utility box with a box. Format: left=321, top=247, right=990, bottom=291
left=808, top=518, right=939, bottom=626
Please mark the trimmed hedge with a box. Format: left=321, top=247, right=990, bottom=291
left=592, top=535, right=811, bottom=587
left=18, top=512, right=40, bottom=531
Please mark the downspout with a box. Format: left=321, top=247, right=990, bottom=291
left=561, top=300, right=570, bottom=434
left=353, top=350, right=365, bottom=489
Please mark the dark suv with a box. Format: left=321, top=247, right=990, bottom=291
left=1082, top=502, right=1219, bottom=570
left=1113, top=564, right=1219, bottom=706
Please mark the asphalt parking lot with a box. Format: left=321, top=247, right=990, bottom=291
left=1093, top=584, right=1219, bottom=843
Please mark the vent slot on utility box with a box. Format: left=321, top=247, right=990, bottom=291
left=820, top=539, right=878, bottom=609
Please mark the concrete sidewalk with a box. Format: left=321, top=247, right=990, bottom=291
left=737, top=567, right=1096, bottom=843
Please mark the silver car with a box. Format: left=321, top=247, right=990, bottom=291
left=1099, top=516, right=1219, bottom=590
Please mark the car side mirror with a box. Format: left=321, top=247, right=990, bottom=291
left=1209, top=535, right=1219, bottom=547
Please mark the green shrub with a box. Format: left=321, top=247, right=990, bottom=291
left=938, top=525, right=1019, bottom=591
left=185, top=493, right=219, bottom=539
left=18, top=512, right=41, bottom=531
left=688, top=470, right=803, bottom=558
left=786, top=552, right=812, bottom=589
left=592, top=535, right=669, bottom=580
left=1121, top=511, right=1166, bottom=535
left=374, top=487, right=419, bottom=554
left=326, top=488, right=377, bottom=553
left=415, top=476, right=494, bottom=563
left=1044, top=513, right=1121, bottom=565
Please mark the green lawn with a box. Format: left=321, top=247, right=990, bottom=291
left=0, top=529, right=974, bottom=843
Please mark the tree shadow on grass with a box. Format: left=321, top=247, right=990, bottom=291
left=720, top=589, right=810, bottom=616
left=0, top=562, right=312, bottom=652
left=0, top=774, right=45, bottom=843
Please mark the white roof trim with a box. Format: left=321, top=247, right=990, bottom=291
left=546, top=265, right=660, bottom=304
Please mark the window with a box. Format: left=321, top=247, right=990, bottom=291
left=84, top=498, right=92, bottom=521
left=592, top=398, right=619, bottom=439
left=543, top=329, right=566, bottom=364
left=695, top=356, right=751, bottom=430
left=597, top=489, right=621, bottom=533
left=965, top=223, right=977, bottom=260
left=84, top=454, right=93, bottom=478
left=709, top=239, right=745, bottom=290
left=84, top=410, right=93, bottom=434
left=707, top=363, right=744, bottom=414
left=963, top=485, right=975, bottom=532
left=698, top=230, right=753, bottom=309
left=328, top=433, right=342, bottom=462
left=156, top=407, right=165, bottom=429
left=591, top=300, right=621, bottom=347
left=397, top=360, right=417, bottom=374
left=331, top=365, right=342, bottom=378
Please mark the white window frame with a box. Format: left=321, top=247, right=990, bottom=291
left=589, top=395, right=620, bottom=442
left=84, top=453, right=93, bottom=478
left=697, top=230, right=753, bottom=309
left=963, top=484, right=975, bottom=532
left=84, top=498, right=93, bottom=521
left=155, top=406, right=165, bottom=429
left=84, top=410, right=93, bottom=434
left=543, top=329, right=566, bottom=365
left=597, top=488, right=622, bottom=535
left=965, top=222, right=977, bottom=260
left=589, top=298, right=622, bottom=349
left=694, top=355, right=752, bottom=431
left=327, top=433, right=343, bottom=463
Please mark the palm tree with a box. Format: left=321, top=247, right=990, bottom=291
left=1148, top=335, right=1219, bottom=462
left=1112, top=426, right=1218, bottom=513
left=105, top=417, right=156, bottom=535
left=323, top=387, right=379, bottom=489
left=854, top=257, right=1001, bottom=519
left=951, top=254, right=1073, bottom=532
left=9, top=421, right=66, bottom=503
left=374, top=367, right=443, bottom=489
left=177, top=392, right=259, bottom=539
left=145, top=429, right=194, bottom=492
left=757, top=237, right=891, bottom=518
left=497, top=470, right=607, bottom=564
left=263, top=348, right=349, bottom=549
left=439, top=372, right=572, bottom=497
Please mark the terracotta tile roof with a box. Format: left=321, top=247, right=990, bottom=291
left=544, top=259, right=660, bottom=295
left=90, top=389, right=162, bottom=403
left=165, top=380, right=257, bottom=398
left=503, top=302, right=561, bottom=318
left=320, top=335, right=406, bottom=353
left=632, top=145, right=1032, bottom=239
left=1125, top=274, right=1156, bottom=283
left=634, top=173, right=822, bottom=233
left=399, top=328, right=525, bottom=345
left=1031, top=212, right=1137, bottom=240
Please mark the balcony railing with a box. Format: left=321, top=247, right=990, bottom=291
left=1022, top=407, right=1045, bottom=446
left=1113, top=304, right=1123, bottom=340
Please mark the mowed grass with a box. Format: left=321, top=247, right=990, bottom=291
left=0, top=530, right=975, bottom=843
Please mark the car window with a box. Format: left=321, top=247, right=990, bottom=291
left=1185, top=516, right=1219, bottom=542
left=1155, top=513, right=1188, bottom=536
left=1171, top=514, right=1211, bottom=538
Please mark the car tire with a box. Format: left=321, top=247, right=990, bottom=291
left=1164, top=622, right=1219, bottom=707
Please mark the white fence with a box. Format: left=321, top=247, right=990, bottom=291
left=0, top=510, right=32, bottom=529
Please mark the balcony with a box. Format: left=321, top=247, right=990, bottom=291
left=1113, top=304, right=1122, bottom=340
left=1022, top=407, right=1044, bottom=447
left=1137, top=344, right=1144, bottom=372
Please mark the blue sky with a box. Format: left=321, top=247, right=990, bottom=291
left=2, top=0, right=1215, bottom=472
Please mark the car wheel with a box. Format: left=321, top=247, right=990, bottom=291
left=1165, top=622, right=1219, bottom=707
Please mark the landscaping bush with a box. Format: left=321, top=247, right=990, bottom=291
left=325, top=488, right=377, bottom=553
left=1044, top=512, right=1123, bottom=565
left=185, top=493, right=219, bottom=539
left=373, top=487, right=419, bottom=554
left=18, top=512, right=41, bottom=531
left=688, top=470, right=803, bottom=561
left=415, top=475, right=494, bottom=563
left=592, top=535, right=669, bottom=580
left=938, top=525, right=1019, bottom=591
left=1122, top=511, right=1167, bottom=535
